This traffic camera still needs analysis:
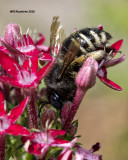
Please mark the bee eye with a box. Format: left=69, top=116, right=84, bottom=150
left=49, top=93, right=62, bottom=109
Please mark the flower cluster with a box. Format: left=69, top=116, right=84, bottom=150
left=0, top=21, right=125, bottom=160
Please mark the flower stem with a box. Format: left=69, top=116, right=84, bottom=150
left=3, top=84, right=11, bottom=102
left=62, top=88, right=86, bottom=132
left=24, top=88, right=38, bottom=129
left=15, top=88, right=24, bottom=103
left=62, top=58, right=98, bottom=132
left=0, top=134, right=5, bottom=160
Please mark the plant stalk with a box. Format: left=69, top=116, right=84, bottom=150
left=0, top=134, right=5, bottom=160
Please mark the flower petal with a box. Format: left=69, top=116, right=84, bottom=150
left=36, top=58, right=55, bottom=83
left=0, top=50, right=21, bottom=77
left=35, top=33, right=45, bottom=45
left=0, top=76, right=37, bottom=88
left=0, top=46, right=10, bottom=54
left=104, top=54, right=125, bottom=68
left=23, top=56, right=38, bottom=73
left=18, top=34, right=35, bottom=46
left=16, top=34, right=39, bottom=56
left=0, top=76, right=16, bottom=86
left=89, top=143, right=101, bottom=153
left=0, top=38, right=22, bottom=55
left=111, top=39, right=123, bottom=57
left=50, top=129, right=66, bottom=137
left=6, top=124, right=30, bottom=136
left=0, top=91, right=6, bottom=116
left=57, top=148, right=72, bottom=160
left=4, top=23, right=20, bottom=46
left=53, top=137, right=77, bottom=148
left=36, top=45, right=50, bottom=53
left=8, top=97, right=28, bottom=123
left=25, top=141, right=49, bottom=157
left=97, top=67, right=122, bottom=91
left=98, top=25, right=103, bottom=30
left=38, top=52, right=53, bottom=61
left=75, top=145, right=102, bottom=160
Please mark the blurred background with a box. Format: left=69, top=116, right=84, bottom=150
left=0, top=0, right=128, bottom=159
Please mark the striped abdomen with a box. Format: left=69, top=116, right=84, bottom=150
left=61, top=28, right=112, bottom=56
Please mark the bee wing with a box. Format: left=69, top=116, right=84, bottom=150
left=50, top=16, right=66, bottom=57
left=58, top=38, right=81, bottom=80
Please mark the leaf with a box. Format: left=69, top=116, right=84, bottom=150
left=9, top=157, right=14, bottom=160
left=45, top=147, right=62, bottom=160
left=25, top=153, right=36, bottom=160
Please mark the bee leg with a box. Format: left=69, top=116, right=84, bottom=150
left=38, top=101, right=49, bottom=117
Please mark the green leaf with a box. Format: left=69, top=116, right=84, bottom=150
left=25, top=153, right=36, bottom=160
left=9, top=157, right=14, bottom=160
left=45, top=147, right=62, bottom=160
left=72, top=119, right=78, bottom=127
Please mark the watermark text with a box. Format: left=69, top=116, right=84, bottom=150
left=10, top=10, right=35, bottom=13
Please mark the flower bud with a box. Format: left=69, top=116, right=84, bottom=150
left=4, top=23, right=20, bottom=46
left=61, top=102, right=72, bottom=124
left=41, top=109, right=56, bottom=129
left=76, top=57, right=98, bottom=90
left=67, top=124, right=77, bottom=137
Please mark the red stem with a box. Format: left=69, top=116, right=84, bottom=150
left=15, top=88, right=24, bottom=103
left=62, top=88, right=86, bottom=131
left=24, top=88, right=38, bottom=129
left=0, top=134, right=5, bottom=160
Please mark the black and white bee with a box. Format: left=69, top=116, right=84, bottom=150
left=44, top=17, right=115, bottom=109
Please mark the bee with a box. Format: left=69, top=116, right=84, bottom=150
left=44, top=16, right=115, bottom=109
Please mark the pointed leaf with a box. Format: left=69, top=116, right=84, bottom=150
left=8, top=97, right=28, bottom=123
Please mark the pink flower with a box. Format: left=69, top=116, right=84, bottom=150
left=34, top=33, right=50, bottom=53
left=0, top=23, right=52, bottom=71
left=0, top=49, right=55, bottom=88
left=97, top=39, right=125, bottom=91
left=97, top=25, right=125, bottom=91
left=58, top=140, right=102, bottom=160
left=0, top=91, right=30, bottom=136
left=74, top=143, right=102, bottom=160
left=0, top=23, right=50, bottom=55
left=0, top=24, right=55, bottom=89
left=62, top=58, right=99, bottom=132
left=22, top=129, right=72, bottom=158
